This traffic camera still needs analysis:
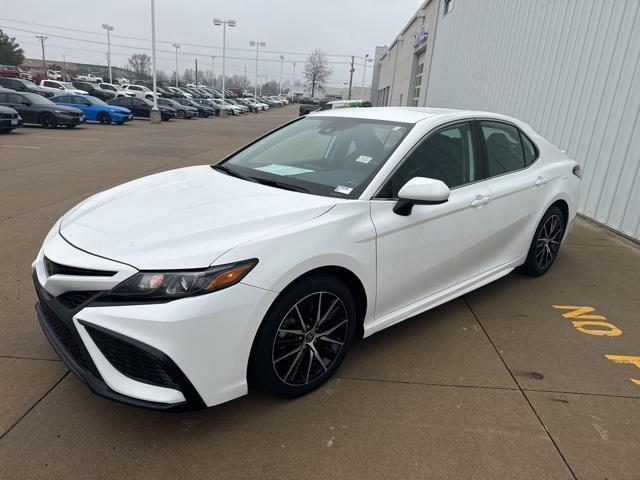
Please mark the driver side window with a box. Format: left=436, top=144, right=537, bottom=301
left=378, top=122, right=476, bottom=198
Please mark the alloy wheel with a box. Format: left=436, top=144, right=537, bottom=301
left=535, top=214, right=563, bottom=270
left=41, top=113, right=56, bottom=128
left=272, top=291, right=349, bottom=386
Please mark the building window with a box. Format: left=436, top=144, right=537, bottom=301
left=412, top=62, right=424, bottom=106
left=444, top=0, right=454, bottom=15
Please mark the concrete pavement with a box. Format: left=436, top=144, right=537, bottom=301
left=1, top=106, right=638, bottom=479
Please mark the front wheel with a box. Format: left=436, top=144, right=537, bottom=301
left=250, top=275, right=357, bottom=398
left=176, top=110, right=186, bottom=119
left=97, top=112, right=112, bottom=125
left=520, top=206, right=566, bottom=276
left=40, top=113, right=57, bottom=129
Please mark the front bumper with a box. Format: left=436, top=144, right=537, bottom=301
left=0, top=116, right=22, bottom=129
left=57, top=114, right=85, bottom=126
left=33, top=232, right=277, bottom=410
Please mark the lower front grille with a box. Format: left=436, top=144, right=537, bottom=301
left=84, top=325, right=179, bottom=390
left=39, top=301, right=100, bottom=377
left=56, top=291, right=102, bottom=309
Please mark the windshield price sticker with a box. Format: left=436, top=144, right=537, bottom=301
left=334, top=185, right=353, bottom=194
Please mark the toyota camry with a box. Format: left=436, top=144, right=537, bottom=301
left=32, top=107, right=581, bottom=410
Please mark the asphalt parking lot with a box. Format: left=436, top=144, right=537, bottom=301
left=1, top=106, right=639, bottom=480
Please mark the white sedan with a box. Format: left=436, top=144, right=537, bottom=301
left=38, top=80, right=88, bottom=95
left=32, top=108, right=580, bottom=410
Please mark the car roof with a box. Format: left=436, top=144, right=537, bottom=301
left=309, top=106, right=523, bottom=125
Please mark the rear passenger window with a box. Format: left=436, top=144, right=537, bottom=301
left=520, top=132, right=538, bottom=166
left=480, top=121, right=525, bottom=177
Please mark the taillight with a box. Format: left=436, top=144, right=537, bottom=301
left=572, top=164, right=583, bottom=178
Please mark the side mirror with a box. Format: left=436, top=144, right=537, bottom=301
left=393, top=177, right=450, bottom=216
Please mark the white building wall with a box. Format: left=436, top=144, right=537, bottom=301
left=426, top=0, right=640, bottom=241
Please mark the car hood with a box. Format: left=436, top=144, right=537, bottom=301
left=51, top=104, right=83, bottom=114
left=106, top=104, right=131, bottom=114
left=59, top=166, right=341, bottom=270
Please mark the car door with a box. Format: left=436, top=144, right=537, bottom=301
left=5, top=92, right=38, bottom=123
left=477, top=120, right=541, bottom=265
left=131, top=98, right=149, bottom=117
left=370, top=121, right=494, bottom=321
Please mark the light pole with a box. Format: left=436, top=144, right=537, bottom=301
left=292, top=61, right=296, bottom=90
left=149, top=0, right=160, bottom=123
left=102, top=24, right=114, bottom=83
left=250, top=40, right=266, bottom=101
left=210, top=56, right=215, bottom=89
left=361, top=54, right=372, bottom=99
left=35, top=35, right=47, bottom=72
left=213, top=18, right=235, bottom=113
left=172, top=43, right=180, bottom=87
left=279, top=55, right=285, bottom=95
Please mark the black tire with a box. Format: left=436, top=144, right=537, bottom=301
left=40, top=113, right=57, bottom=129
left=520, top=206, right=565, bottom=276
left=97, top=112, right=112, bottom=125
left=250, top=274, right=357, bottom=398
left=65, top=125, right=78, bottom=128
left=177, top=110, right=186, bottom=119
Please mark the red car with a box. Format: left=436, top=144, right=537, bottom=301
left=0, top=65, right=23, bottom=78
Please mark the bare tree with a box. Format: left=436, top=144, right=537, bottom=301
left=156, top=69, right=169, bottom=84
left=182, top=68, right=194, bottom=84
left=303, top=49, right=332, bottom=97
left=127, top=53, right=152, bottom=80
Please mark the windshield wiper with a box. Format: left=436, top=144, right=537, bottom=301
left=252, top=177, right=310, bottom=194
left=212, top=164, right=256, bottom=182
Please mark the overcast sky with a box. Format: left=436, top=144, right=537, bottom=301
left=2, top=0, right=420, bottom=87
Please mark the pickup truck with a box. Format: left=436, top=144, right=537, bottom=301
left=74, top=73, right=103, bottom=83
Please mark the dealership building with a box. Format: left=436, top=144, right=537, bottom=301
left=370, top=0, right=640, bottom=242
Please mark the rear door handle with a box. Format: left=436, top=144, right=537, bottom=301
left=470, top=195, right=492, bottom=207
left=535, top=177, right=550, bottom=187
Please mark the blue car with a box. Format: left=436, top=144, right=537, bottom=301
left=50, top=93, right=133, bottom=125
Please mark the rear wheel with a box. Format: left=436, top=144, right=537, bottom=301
left=40, top=113, right=57, bottom=129
left=250, top=275, right=357, bottom=398
left=521, top=206, right=565, bottom=276
left=97, top=112, right=112, bottom=125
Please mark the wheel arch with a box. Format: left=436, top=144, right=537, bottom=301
left=246, top=264, right=368, bottom=381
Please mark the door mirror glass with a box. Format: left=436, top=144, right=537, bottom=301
left=394, top=177, right=450, bottom=216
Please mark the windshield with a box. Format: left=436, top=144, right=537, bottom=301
left=217, top=116, right=412, bottom=198
left=24, top=92, right=54, bottom=105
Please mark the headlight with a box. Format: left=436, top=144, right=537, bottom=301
left=100, top=259, right=258, bottom=302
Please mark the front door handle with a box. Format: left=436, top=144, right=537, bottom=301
left=470, top=195, right=492, bottom=207
left=535, top=177, right=550, bottom=187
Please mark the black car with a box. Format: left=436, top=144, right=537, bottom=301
left=0, top=104, right=23, bottom=132
left=175, top=98, right=215, bottom=118
left=0, top=90, right=84, bottom=128
left=0, top=76, right=53, bottom=97
left=71, top=81, right=116, bottom=101
left=195, top=98, right=221, bottom=116
left=156, top=86, right=176, bottom=98
left=109, top=97, right=176, bottom=120
left=157, top=98, right=198, bottom=119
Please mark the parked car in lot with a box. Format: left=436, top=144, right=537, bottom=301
left=39, top=80, right=88, bottom=95
left=157, top=97, right=198, bottom=119
left=209, top=98, right=240, bottom=115
left=47, top=70, right=63, bottom=80
left=71, top=81, right=116, bottom=102
left=74, top=73, right=103, bottom=83
left=30, top=107, right=580, bottom=410
left=98, top=82, right=135, bottom=98
left=0, top=77, right=53, bottom=97
left=310, top=99, right=372, bottom=116
left=0, top=90, right=84, bottom=128
left=0, top=65, right=23, bottom=78
left=51, top=93, right=133, bottom=125
left=121, top=84, right=161, bottom=100
left=225, top=98, right=249, bottom=114
left=175, top=98, right=215, bottom=117
left=0, top=104, right=23, bottom=133
left=109, top=96, right=175, bottom=120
